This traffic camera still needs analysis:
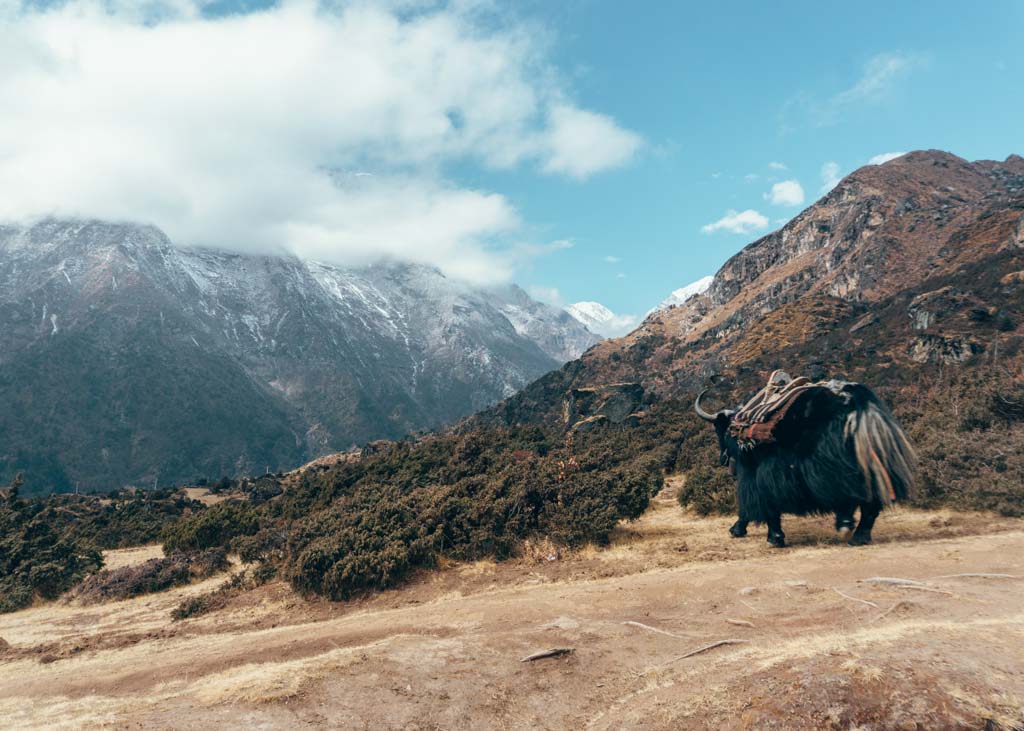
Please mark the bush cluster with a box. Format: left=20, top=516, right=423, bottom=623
left=0, top=490, right=103, bottom=613
left=273, top=424, right=666, bottom=600
left=66, top=547, right=229, bottom=605
left=162, top=501, right=260, bottom=553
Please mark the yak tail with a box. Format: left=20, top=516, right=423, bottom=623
left=843, top=384, right=916, bottom=506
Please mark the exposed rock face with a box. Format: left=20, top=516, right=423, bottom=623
left=0, top=220, right=597, bottom=492
left=645, top=151, right=1024, bottom=348
left=562, top=383, right=644, bottom=428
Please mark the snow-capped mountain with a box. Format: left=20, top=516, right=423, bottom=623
left=0, top=219, right=597, bottom=492
left=565, top=301, right=637, bottom=338
left=491, top=286, right=601, bottom=363
left=649, top=275, right=713, bottom=314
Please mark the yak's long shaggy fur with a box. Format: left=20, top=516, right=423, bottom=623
left=698, top=381, right=915, bottom=546
left=844, top=384, right=916, bottom=508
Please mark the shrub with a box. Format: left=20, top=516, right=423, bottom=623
left=162, top=501, right=259, bottom=553
left=676, top=464, right=737, bottom=515
left=67, top=548, right=228, bottom=604
left=279, top=424, right=666, bottom=601
left=0, top=498, right=103, bottom=613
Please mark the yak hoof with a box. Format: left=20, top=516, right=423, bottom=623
left=835, top=517, right=855, bottom=540
left=729, top=522, right=748, bottom=538
left=767, top=532, right=786, bottom=548
left=849, top=533, right=872, bottom=546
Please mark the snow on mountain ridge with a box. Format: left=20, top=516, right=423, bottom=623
left=650, top=275, right=713, bottom=314
left=565, top=301, right=637, bottom=338
left=0, top=219, right=598, bottom=491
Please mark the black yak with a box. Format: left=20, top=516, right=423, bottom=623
left=695, top=375, right=915, bottom=547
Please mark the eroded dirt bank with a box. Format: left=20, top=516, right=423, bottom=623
left=1, top=481, right=1022, bottom=730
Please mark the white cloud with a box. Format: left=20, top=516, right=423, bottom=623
left=743, top=173, right=760, bottom=182
left=820, top=162, right=842, bottom=194
left=615, top=272, right=626, bottom=279
left=868, top=151, right=907, bottom=165
left=783, top=51, right=925, bottom=129
left=701, top=209, right=769, bottom=235
left=541, top=105, right=643, bottom=179
left=768, top=161, right=787, bottom=170
left=603, top=255, right=621, bottom=264
left=763, top=179, right=805, bottom=207
left=527, top=285, right=564, bottom=306
left=833, top=53, right=919, bottom=108
left=0, top=1, right=642, bottom=284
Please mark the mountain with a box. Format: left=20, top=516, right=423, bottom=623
left=492, top=286, right=601, bottom=363
left=649, top=275, right=714, bottom=314
left=565, top=301, right=636, bottom=338
left=480, top=150, right=1024, bottom=436
left=0, top=219, right=598, bottom=493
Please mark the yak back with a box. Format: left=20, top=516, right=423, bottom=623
left=734, top=388, right=870, bottom=520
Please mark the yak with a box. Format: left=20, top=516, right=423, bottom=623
left=695, top=378, right=915, bottom=548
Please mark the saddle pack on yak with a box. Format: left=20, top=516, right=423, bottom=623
left=727, top=370, right=855, bottom=451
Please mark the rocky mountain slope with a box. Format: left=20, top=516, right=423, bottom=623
left=480, top=150, right=1024, bottom=440
left=0, top=220, right=599, bottom=493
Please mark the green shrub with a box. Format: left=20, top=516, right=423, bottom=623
left=676, top=464, right=737, bottom=515
left=162, top=501, right=259, bottom=553
left=0, top=498, right=103, bottom=613
left=280, top=425, right=665, bottom=601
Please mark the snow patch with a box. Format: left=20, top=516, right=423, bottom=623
left=566, top=301, right=637, bottom=338
left=650, top=275, right=713, bottom=314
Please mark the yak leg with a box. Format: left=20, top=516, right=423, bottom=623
left=766, top=512, right=786, bottom=548
left=834, top=505, right=857, bottom=540
left=729, top=514, right=749, bottom=538
left=849, top=502, right=880, bottom=546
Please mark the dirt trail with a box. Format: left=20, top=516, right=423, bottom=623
left=1, top=480, right=1023, bottom=729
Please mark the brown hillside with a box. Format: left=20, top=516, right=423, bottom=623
left=482, top=151, right=1024, bottom=413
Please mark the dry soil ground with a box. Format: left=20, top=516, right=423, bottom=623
left=1, top=478, right=1022, bottom=730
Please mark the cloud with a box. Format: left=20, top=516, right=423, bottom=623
left=868, top=151, right=907, bottom=165
left=527, top=285, right=564, bottom=306
left=768, top=161, right=787, bottom=171
left=832, top=53, right=920, bottom=108
left=616, top=272, right=626, bottom=278
left=820, top=162, right=842, bottom=194
left=0, top=0, right=642, bottom=284
left=783, top=51, right=924, bottom=130
left=763, top=180, right=805, bottom=207
left=592, top=311, right=637, bottom=338
left=603, top=255, right=621, bottom=264
left=701, top=209, right=769, bottom=235
left=743, top=173, right=760, bottom=182
left=541, top=105, right=643, bottom=179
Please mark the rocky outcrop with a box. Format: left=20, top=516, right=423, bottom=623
left=563, top=383, right=644, bottom=429
left=910, top=335, right=984, bottom=364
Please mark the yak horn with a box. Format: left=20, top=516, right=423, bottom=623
left=695, top=390, right=718, bottom=422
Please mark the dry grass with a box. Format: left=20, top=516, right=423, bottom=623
left=1, top=482, right=1022, bottom=730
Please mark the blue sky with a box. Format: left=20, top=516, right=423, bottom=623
left=2, top=1, right=1022, bottom=335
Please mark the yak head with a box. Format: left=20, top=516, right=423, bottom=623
left=694, top=390, right=739, bottom=468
